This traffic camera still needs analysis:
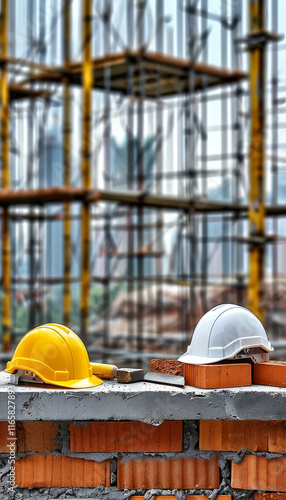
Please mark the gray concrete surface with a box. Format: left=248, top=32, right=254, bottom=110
left=1, top=370, right=286, bottom=422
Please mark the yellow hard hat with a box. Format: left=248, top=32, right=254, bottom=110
left=5, top=323, right=103, bottom=389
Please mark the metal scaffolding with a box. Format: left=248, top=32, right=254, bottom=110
left=1, top=0, right=286, bottom=366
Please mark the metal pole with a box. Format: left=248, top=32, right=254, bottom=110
left=27, top=0, right=35, bottom=330
left=221, top=0, right=229, bottom=303
left=248, top=0, right=266, bottom=322
left=126, top=0, right=134, bottom=348
left=136, top=0, right=145, bottom=357
left=37, top=0, right=46, bottom=326
left=231, top=0, right=244, bottom=306
left=155, top=0, right=163, bottom=345
left=186, top=0, right=197, bottom=338
left=63, top=0, right=71, bottom=326
left=201, top=0, right=208, bottom=313
left=103, top=0, right=111, bottom=356
left=0, top=0, right=10, bottom=351
left=80, top=0, right=92, bottom=343
left=271, top=0, right=278, bottom=337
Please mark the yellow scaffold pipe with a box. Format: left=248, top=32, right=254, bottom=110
left=80, top=0, right=93, bottom=343
left=0, top=0, right=11, bottom=352
left=63, top=0, right=72, bottom=326
left=248, top=0, right=266, bottom=323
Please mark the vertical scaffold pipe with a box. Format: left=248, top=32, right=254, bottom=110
left=80, top=0, right=92, bottom=343
left=0, top=0, right=10, bottom=352
left=63, top=0, right=71, bottom=326
left=248, top=0, right=266, bottom=323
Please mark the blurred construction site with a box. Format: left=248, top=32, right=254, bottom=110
left=0, top=0, right=286, bottom=370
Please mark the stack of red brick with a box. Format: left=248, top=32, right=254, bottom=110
left=150, top=358, right=286, bottom=388
left=2, top=417, right=286, bottom=496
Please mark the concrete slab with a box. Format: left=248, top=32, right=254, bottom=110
left=0, top=370, right=286, bottom=422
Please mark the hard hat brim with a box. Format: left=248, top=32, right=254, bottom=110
left=50, top=375, right=104, bottom=389
left=5, top=364, right=103, bottom=389
left=178, top=352, right=224, bottom=365
left=178, top=343, right=273, bottom=365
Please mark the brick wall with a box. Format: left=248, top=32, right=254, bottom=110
left=2, top=417, right=286, bottom=498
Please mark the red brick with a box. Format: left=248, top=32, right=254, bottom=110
left=200, top=420, right=268, bottom=452
left=70, top=420, right=182, bottom=453
left=117, top=456, right=219, bottom=490
left=232, top=455, right=286, bottom=491
left=184, top=363, right=252, bottom=389
left=17, top=422, right=59, bottom=453
left=0, top=421, right=11, bottom=452
left=186, top=497, right=231, bottom=500
left=130, top=497, right=176, bottom=500
left=253, top=361, right=286, bottom=387
left=130, top=497, right=231, bottom=500
left=150, top=359, right=183, bottom=376
left=269, top=421, right=286, bottom=453
left=15, top=455, right=110, bottom=488
left=255, top=495, right=286, bottom=500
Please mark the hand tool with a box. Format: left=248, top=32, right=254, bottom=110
left=144, top=372, right=185, bottom=387
left=90, top=363, right=144, bottom=384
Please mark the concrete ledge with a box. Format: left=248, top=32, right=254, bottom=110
left=1, top=371, right=286, bottom=422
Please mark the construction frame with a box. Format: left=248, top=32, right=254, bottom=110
left=0, top=0, right=286, bottom=366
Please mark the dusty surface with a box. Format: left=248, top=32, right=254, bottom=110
left=150, top=359, right=183, bottom=376
left=1, top=371, right=286, bottom=422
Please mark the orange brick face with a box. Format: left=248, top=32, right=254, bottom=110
left=70, top=420, right=183, bottom=453
left=184, top=363, right=252, bottom=389
left=15, top=455, right=110, bottom=488
left=253, top=361, right=286, bottom=387
left=0, top=421, right=11, bottom=452
left=255, top=495, right=286, bottom=500
left=200, top=420, right=269, bottom=452
left=186, top=497, right=232, bottom=500
left=232, top=455, right=286, bottom=491
left=17, top=422, right=59, bottom=453
left=130, top=497, right=231, bottom=500
left=269, top=421, right=286, bottom=452
left=130, top=497, right=177, bottom=500
left=117, top=456, right=219, bottom=490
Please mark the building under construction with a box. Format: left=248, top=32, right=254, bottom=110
left=0, top=0, right=286, bottom=368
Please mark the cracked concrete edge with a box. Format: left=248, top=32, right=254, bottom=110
left=1, top=371, right=286, bottom=422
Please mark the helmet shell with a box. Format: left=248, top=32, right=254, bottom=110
left=178, top=304, right=273, bottom=365
left=5, top=323, right=103, bottom=388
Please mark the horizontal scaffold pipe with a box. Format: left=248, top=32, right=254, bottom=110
left=0, top=187, right=286, bottom=215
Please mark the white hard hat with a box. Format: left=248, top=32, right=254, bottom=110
left=178, top=304, right=273, bottom=365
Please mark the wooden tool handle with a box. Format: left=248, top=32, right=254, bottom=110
left=90, top=362, right=118, bottom=379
